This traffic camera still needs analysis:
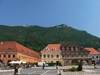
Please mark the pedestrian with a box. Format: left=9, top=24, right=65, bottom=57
left=94, top=62, right=97, bottom=69
left=43, top=63, right=45, bottom=69
left=56, top=66, right=60, bottom=75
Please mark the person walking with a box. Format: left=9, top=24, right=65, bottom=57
left=43, top=63, right=45, bottom=69
left=56, top=66, right=60, bottom=75
left=94, top=62, right=97, bottom=69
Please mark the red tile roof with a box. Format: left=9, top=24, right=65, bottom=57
left=84, top=47, right=100, bottom=55
left=41, top=44, right=61, bottom=52
left=0, top=41, right=40, bottom=58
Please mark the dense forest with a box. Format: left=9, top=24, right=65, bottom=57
left=0, top=24, right=100, bottom=52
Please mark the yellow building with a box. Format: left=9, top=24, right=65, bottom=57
left=0, top=41, right=41, bottom=64
left=41, top=44, right=62, bottom=63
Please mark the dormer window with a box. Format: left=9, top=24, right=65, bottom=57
left=8, top=48, right=11, bottom=50
left=62, top=47, right=64, bottom=51
left=53, top=47, right=56, bottom=50
left=66, top=47, right=69, bottom=51
left=46, top=47, right=49, bottom=50
left=71, top=47, right=73, bottom=51
left=76, top=47, right=78, bottom=51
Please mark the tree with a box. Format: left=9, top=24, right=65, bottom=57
left=78, top=62, right=82, bottom=71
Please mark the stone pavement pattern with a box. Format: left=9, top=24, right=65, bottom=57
left=0, top=65, right=100, bottom=75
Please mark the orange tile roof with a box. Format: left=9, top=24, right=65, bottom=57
left=0, top=41, right=40, bottom=58
left=84, top=47, right=100, bottom=55
left=41, top=44, right=61, bottom=52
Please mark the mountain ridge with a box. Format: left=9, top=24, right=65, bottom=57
left=0, top=24, right=99, bottom=52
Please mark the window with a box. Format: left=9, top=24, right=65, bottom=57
left=0, top=54, right=1, bottom=57
left=92, top=56, right=94, bottom=59
left=62, top=47, right=64, bottom=51
left=66, top=47, right=69, bottom=51
left=13, top=55, right=15, bottom=58
left=51, top=55, right=53, bottom=58
left=86, top=54, right=88, bottom=57
left=4, top=54, right=6, bottom=58
left=69, top=47, right=71, bottom=51
left=76, top=54, right=78, bottom=57
left=21, top=48, right=24, bottom=51
left=47, top=55, right=50, bottom=58
left=67, top=54, right=69, bottom=57
left=71, top=47, right=73, bottom=51
left=73, top=47, right=75, bottom=51
left=71, top=54, right=74, bottom=57
left=81, top=54, right=83, bottom=57
left=53, top=47, right=56, bottom=50
left=8, top=54, right=10, bottom=58
left=44, top=55, right=46, bottom=58
left=56, top=55, right=59, bottom=58
left=51, top=61, right=53, bottom=63
left=46, top=47, right=49, bottom=50
left=96, top=56, right=98, bottom=58
left=76, top=47, right=78, bottom=51
left=62, top=54, right=65, bottom=58
left=8, top=48, right=11, bottom=50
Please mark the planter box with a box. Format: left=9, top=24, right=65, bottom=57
left=61, top=70, right=98, bottom=75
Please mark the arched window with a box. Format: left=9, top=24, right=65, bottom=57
left=44, top=55, right=46, bottom=58
left=47, top=55, right=50, bottom=58
left=56, top=55, right=59, bottom=58
left=62, top=54, right=65, bottom=58
left=13, top=55, right=15, bottom=58
left=51, top=55, right=53, bottom=58
left=8, top=54, right=10, bottom=58
left=4, top=54, right=6, bottom=58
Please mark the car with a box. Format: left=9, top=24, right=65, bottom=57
left=38, top=62, right=48, bottom=67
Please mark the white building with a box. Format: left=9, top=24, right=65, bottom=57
left=85, top=47, right=100, bottom=63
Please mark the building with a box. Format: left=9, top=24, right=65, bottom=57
left=0, top=41, right=41, bottom=64
left=41, top=44, right=62, bottom=63
left=60, top=42, right=92, bottom=65
left=85, top=47, right=100, bottom=63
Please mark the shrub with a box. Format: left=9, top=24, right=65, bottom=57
left=69, top=67, right=76, bottom=71
left=78, top=62, right=82, bottom=71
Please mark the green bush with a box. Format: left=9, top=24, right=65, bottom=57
left=78, top=62, right=82, bottom=71
left=69, top=67, right=76, bottom=71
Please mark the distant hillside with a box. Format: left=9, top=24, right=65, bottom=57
left=0, top=24, right=99, bottom=52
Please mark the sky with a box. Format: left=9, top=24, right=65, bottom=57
left=0, top=0, right=100, bottom=37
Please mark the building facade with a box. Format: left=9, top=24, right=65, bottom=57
left=0, top=41, right=41, bottom=64
left=41, top=44, right=62, bottom=63
left=60, top=42, right=92, bottom=65
left=85, top=48, right=100, bottom=63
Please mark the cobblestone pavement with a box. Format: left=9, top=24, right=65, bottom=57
left=0, top=66, right=100, bottom=75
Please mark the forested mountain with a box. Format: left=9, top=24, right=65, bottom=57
left=0, top=24, right=99, bottom=52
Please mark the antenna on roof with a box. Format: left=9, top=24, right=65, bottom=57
left=26, top=22, right=29, bottom=28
